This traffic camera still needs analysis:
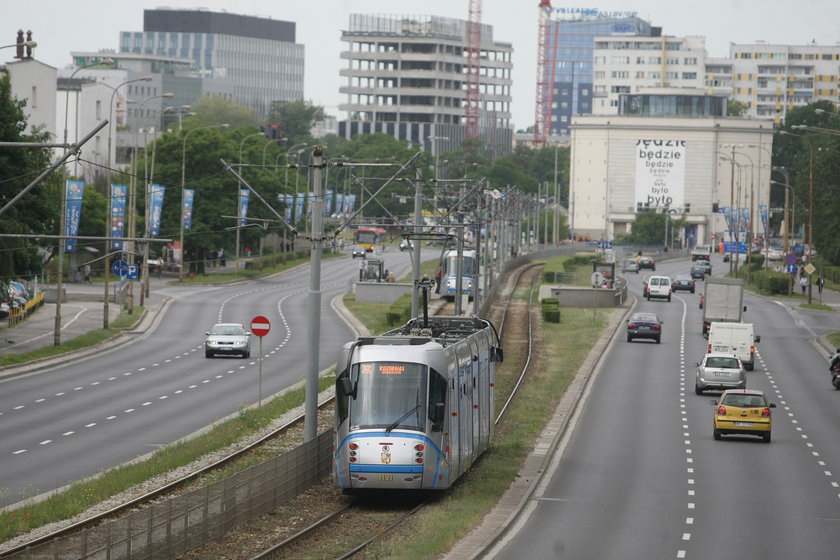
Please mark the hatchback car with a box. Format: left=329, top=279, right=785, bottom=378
left=621, top=259, right=639, bottom=274
left=351, top=245, right=366, bottom=258
left=638, top=256, right=656, bottom=270
left=205, top=323, right=251, bottom=358
left=672, top=274, right=695, bottom=293
left=711, top=389, right=775, bottom=442
left=694, top=353, right=746, bottom=394
left=690, top=266, right=706, bottom=280
left=626, top=312, right=662, bottom=343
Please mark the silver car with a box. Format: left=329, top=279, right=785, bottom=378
left=205, top=323, right=251, bottom=358
left=695, top=353, right=746, bottom=395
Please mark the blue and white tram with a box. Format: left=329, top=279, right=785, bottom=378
left=334, top=316, right=503, bottom=491
left=440, top=249, right=477, bottom=301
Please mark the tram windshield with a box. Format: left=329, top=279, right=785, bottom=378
left=443, top=255, right=477, bottom=276
left=350, top=361, right=427, bottom=431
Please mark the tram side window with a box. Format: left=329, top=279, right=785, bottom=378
left=429, top=369, right=447, bottom=432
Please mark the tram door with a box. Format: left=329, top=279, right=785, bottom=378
left=457, top=346, right=474, bottom=475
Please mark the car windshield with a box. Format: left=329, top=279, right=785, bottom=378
left=722, top=393, right=765, bottom=407
left=211, top=325, right=245, bottom=336
left=707, top=357, right=739, bottom=369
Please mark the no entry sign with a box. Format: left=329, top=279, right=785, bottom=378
left=250, top=315, right=271, bottom=337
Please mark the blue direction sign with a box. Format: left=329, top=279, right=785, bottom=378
left=113, top=259, right=129, bottom=277
left=126, top=265, right=139, bottom=280
left=786, top=263, right=797, bottom=274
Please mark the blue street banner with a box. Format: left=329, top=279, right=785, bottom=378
left=335, top=193, right=344, bottom=217
left=325, top=189, right=333, bottom=216
left=238, top=188, right=250, bottom=226
left=64, top=180, right=85, bottom=253
left=110, top=184, right=127, bottom=250
left=306, top=191, right=315, bottom=218
left=183, top=189, right=195, bottom=231
left=149, top=184, right=165, bottom=236
left=277, top=193, right=292, bottom=222
left=758, top=204, right=768, bottom=236
left=345, top=193, right=356, bottom=215
left=295, top=194, right=305, bottom=223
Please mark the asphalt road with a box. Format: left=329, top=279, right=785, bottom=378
left=488, top=255, right=840, bottom=559
left=0, top=249, right=415, bottom=508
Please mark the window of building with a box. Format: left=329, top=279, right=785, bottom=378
left=682, top=72, right=697, bottom=79
left=666, top=71, right=679, bottom=79
left=31, top=86, right=37, bottom=108
left=684, top=57, right=697, bottom=65
left=594, top=71, right=605, bottom=79
left=649, top=57, right=661, bottom=64
left=611, top=71, right=629, bottom=78
left=95, top=100, right=101, bottom=119
left=611, top=56, right=630, bottom=64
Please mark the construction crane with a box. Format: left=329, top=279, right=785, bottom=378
left=465, top=0, right=481, bottom=141
left=533, top=0, right=555, bottom=146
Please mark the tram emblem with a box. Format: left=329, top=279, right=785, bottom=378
left=380, top=445, right=391, bottom=464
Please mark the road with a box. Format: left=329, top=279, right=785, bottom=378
left=490, top=254, right=840, bottom=559
left=0, top=250, right=414, bottom=508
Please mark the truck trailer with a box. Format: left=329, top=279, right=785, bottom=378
left=701, top=277, right=746, bottom=337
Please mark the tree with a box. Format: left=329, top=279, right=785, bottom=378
left=188, top=96, right=258, bottom=130
left=727, top=100, right=748, bottom=116
left=266, top=99, right=325, bottom=146
left=0, top=74, right=61, bottom=284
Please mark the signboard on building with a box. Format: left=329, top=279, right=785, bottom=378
left=634, top=139, right=685, bottom=211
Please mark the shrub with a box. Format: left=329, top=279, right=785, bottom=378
left=385, top=293, right=412, bottom=326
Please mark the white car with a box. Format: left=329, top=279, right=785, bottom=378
left=767, top=247, right=784, bottom=261
left=205, top=323, right=251, bottom=358
left=399, top=239, right=413, bottom=252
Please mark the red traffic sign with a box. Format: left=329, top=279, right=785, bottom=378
left=786, top=253, right=798, bottom=265
left=250, top=315, right=271, bottom=337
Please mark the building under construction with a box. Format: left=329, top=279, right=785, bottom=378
left=338, top=13, right=513, bottom=163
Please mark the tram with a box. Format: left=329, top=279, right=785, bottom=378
left=440, top=249, right=478, bottom=301
left=333, top=315, right=503, bottom=491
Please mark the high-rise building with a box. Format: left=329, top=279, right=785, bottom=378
left=707, top=43, right=840, bottom=124
left=338, top=14, right=513, bottom=161
left=119, top=8, right=305, bottom=118
left=542, top=9, right=657, bottom=138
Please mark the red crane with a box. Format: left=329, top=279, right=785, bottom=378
left=534, top=0, right=555, bottom=146
left=465, top=0, right=481, bottom=141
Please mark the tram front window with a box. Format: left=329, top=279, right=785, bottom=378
left=351, top=362, right=427, bottom=431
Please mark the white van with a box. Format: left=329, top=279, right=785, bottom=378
left=646, top=275, right=672, bottom=302
left=707, top=322, right=760, bottom=371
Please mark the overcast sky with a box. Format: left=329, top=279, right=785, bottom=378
left=3, top=0, right=840, bottom=130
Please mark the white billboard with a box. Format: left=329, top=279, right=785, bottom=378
left=635, top=139, right=686, bottom=211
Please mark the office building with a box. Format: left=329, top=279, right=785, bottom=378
left=338, top=14, right=513, bottom=160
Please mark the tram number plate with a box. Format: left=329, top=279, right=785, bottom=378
left=378, top=474, right=394, bottom=481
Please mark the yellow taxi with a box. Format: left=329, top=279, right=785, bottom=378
left=711, top=389, right=776, bottom=443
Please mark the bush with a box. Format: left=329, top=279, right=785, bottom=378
left=385, top=293, right=412, bottom=326
left=541, top=298, right=560, bottom=323
left=751, top=269, right=790, bottom=295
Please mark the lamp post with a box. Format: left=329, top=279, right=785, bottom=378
left=771, top=177, right=795, bottom=295
left=721, top=144, right=744, bottom=272
left=180, top=123, right=230, bottom=280
left=62, top=59, right=114, bottom=148
left=236, top=132, right=266, bottom=264
left=262, top=137, right=286, bottom=166
left=729, top=150, right=755, bottom=281
left=780, top=130, right=815, bottom=303
left=285, top=143, right=309, bottom=226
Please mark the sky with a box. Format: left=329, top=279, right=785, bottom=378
left=3, top=0, right=840, bottom=130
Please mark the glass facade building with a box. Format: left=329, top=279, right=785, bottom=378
left=545, top=13, right=657, bottom=137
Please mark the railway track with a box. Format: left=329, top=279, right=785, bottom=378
left=234, top=263, right=544, bottom=560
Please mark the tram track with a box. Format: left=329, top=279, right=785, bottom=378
left=228, top=262, right=545, bottom=560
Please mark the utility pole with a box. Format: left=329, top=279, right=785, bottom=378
left=304, top=146, right=324, bottom=442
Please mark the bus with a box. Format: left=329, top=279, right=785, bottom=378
left=353, top=226, right=386, bottom=252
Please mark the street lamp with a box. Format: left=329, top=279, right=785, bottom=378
left=180, top=123, right=231, bottom=280
left=262, top=136, right=287, bottom=166
left=62, top=58, right=114, bottom=147
left=236, top=132, right=266, bottom=264
left=779, top=130, right=815, bottom=303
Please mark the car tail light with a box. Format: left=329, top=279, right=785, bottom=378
left=717, top=406, right=727, bottom=415
left=761, top=408, right=772, bottom=417
left=707, top=344, right=712, bottom=353
left=627, top=323, right=637, bottom=328
left=750, top=346, right=755, bottom=354
left=652, top=325, right=661, bottom=330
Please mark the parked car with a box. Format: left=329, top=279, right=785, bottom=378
left=672, top=274, right=696, bottom=293
left=767, top=247, right=784, bottom=262
left=626, top=312, right=662, bottom=343
left=638, top=256, right=656, bottom=270
left=621, top=259, right=639, bottom=274
left=205, top=323, right=251, bottom=358
left=690, top=266, right=706, bottom=280
left=695, top=353, right=746, bottom=394
left=0, top=301, right=10, bottom=319
left=710, top=389, right=775, bottom=442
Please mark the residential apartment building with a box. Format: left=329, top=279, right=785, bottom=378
left=338, top=14, right=513, bottom=160
left=542, top=9, right=657, bottom=137
left=707, top=43, right=840, bottom=124
left=119, top=8, right=304, bottom=118
left=592, top=35, right=707, bottom=115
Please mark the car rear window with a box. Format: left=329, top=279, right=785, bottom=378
left=722, top=394, right=764, bottom=407
left=707, top=357, right=739, bottom=369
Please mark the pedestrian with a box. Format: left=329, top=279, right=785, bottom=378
left=157, top=261, right=163, bottom=279
left=219, top=248, right=226, bottom=267
left=800, top=275, right=808, bottom=295
left=83, top=264, right=91, bottom=284
left=817, top=276, right=825, bottom=294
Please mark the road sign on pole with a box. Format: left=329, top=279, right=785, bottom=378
left=250, top=315, right=270, bottom=337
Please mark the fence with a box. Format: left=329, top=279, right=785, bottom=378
left=4, top=431, right=333, bottom=559
left=6, top=293, right=45, bottom=327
